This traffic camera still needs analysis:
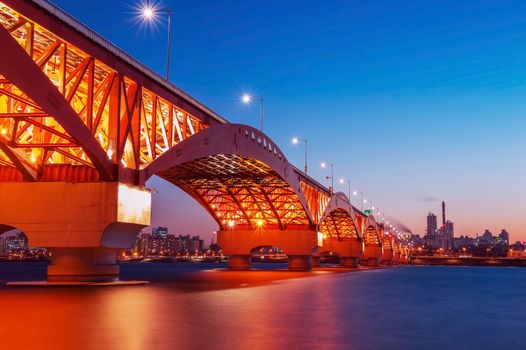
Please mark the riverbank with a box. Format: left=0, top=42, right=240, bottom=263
left=410, top=256, right=526, bottom=267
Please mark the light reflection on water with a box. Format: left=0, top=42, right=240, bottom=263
left=0, top=265, right=525, bottom=350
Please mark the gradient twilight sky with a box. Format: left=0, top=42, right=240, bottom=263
left=52, top=0, right=526, bottom=242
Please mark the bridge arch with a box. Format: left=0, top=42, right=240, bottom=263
left=142, top=124, right=314, bottom=231
left=318, top=192, right=362, bottom=241
left=361, top=218, right=384, bottom=266
left=315, top=192, right=363, bottom=267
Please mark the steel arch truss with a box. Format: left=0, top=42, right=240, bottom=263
left=158, top=155, right=311, bottom=230
left=382, top=234, right=394, bottom=250
left=364, top=225, right=381, bottom=247
left=320, top=208, right=360, bottom=241
left=144, top=124, right=316, bottom=232
left=0, top=2, right=210, bottom=181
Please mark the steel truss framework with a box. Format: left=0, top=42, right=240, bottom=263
left=0, top=1, right=216, bottom=181
left=320, top=208, right=360, bottom=241
left=0, top=1, right=406, bottom=252
left=364, top=225, right=382, bottom=247
left=156, top=155, right=312, bottom=231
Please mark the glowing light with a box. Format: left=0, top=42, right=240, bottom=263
left=228, top=220, right=235, bottom=228
left=317, top=231, right=324, bottom=246
left=353, top=191, right=358, bottom=195
left=256, top=219, right=264, bottom=227
left=117, top=184, right=151, bottom=225
left=0, top=128, right=6, bottom=135
left=339, top=179, right=344, bottom=183
left=30, top=154, right=37, bottom=163
left=292, top=137, right=299, bottom=144
left=363, top=199, right=367, bottom=203
left=142, top=7, right=154, bottom=18
left=241, top=93, right=252, bottom=104
left=321, top=162, right=326, bottom=168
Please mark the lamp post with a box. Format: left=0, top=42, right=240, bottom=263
left=339, top=178, right=351, bottom=201
left=321, top=162, right=334, bottom=194
left=242, top=94, right=264, bottom=132
left=141, top=6, right=173, bottom=80
left=353, top=191, right=364, bottom=211
left=292, top=137, right=308, bottom=174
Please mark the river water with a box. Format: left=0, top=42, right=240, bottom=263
left=0, top=263, right=524, bottom=350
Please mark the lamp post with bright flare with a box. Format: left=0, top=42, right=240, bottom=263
left=141, top=6, right=173, bottom=80
left=241, top=94, right=264, bottom=132
left=339, top=178, right=351, bottom=201
left=321, top=162, right=334, bottom=194
left=353, top=191, right=364, bottom=211
left=292, top=137, right=308, bottom=174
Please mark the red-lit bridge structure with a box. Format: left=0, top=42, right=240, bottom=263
left=0, top=0, right=409, bottom=282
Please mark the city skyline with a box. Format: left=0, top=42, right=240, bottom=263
left=46, top=0, right=526, bottom=242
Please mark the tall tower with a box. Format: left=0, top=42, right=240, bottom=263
left=427, top=213, right=437, bottom=236
left=441, top=201, right=446, bottom=250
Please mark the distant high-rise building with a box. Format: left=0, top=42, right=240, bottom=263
left=481, top=230, right=494, bottom=243
left=426, top=213, right=437, bottom=236
left=498, top=229, right=509, bottom=245
left=446, top=220, right=454, bottom=246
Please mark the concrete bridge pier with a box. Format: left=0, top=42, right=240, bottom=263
left=361, top=246, right=383, bottom=266
left=228, top=254, right=252, bottom=270
left=0, top=182, right=150, bottom=283
left=317, top=239, right=362, bottom=268
left=340, top=256, right=360, bottom=267
left=392, top=252, right=401, bottom=265
left=48, top=247, right=119, bottom=282
left=288, top=255, right=312, bottom=271
left=381, top=249, right=394, bottom=266
left=311, top=255, right=321, bottom=268
left=218, top=229, right=318, bottom=271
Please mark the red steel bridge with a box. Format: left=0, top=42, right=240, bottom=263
left=0, top=0, right=409, bottom=282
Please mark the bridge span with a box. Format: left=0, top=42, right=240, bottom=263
left=0, top=0, right=408, bottom=281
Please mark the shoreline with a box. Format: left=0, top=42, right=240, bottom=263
left=410, top=256, right=526, bottom=267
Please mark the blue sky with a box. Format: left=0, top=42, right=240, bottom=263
left=53, top=0, right=526, bottom=241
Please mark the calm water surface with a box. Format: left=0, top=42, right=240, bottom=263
left=0, top=264, right=524, bottom=350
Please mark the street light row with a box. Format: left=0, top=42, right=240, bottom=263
left=138, top=6, right=403, bottom=237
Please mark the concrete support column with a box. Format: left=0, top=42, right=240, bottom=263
left=228, top=254, right=251, bottom=270
left=340, top=256, right=360, bottom=268
left=362, top=257, right=380, bottom=266
left=312, top=256, right=321, bottom=268
left=288, top=255, right=312, bottom=271
left=48, top=247, right=119, bottom=282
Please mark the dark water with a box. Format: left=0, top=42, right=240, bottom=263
left=0, top=264, right=524, bottom=350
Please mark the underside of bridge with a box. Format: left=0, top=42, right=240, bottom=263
left=361, top=225, right=383, bottom=266
left=318, top=208, right=363, bottom=268
left=157, top=155, right=312, bottom=231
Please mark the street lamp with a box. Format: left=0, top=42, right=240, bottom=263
left=339, top=178, right=351, bottom=201
left=363, top=199, right=375, bottom=214
left=140, top=5, right=173, bottom=80
left=321, top=162, right=334, bottom=194
left=353, top=191, right=364, bottom=211
left=292, top=137, right=308, bottom=174
left=241, top=93, right=264, bottom=132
